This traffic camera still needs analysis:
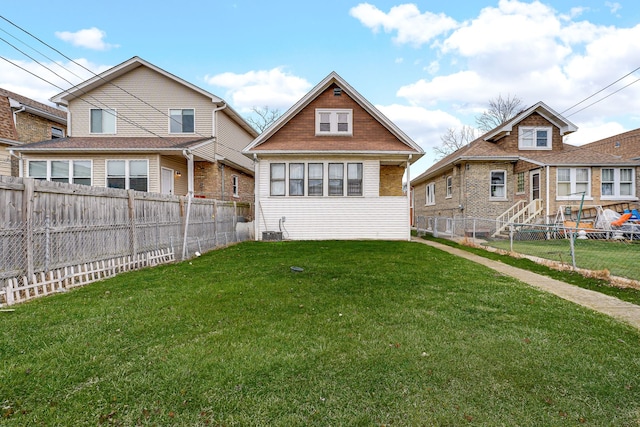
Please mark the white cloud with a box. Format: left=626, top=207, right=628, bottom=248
left=350, top=3, right=458, bottom=46
left=55, top=28, right=119, bottom=51
left=605, top=2, right=622, bottom=15
left=205, top=67, right=312, bottom=112
left=565, top=121, right=627, bottom=146
left=0, top=58, right=111, bottom=105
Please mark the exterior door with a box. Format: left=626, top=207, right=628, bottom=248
left=161, top=167, right=174, bottom=195
left=530, top=171, right=540, bottom=201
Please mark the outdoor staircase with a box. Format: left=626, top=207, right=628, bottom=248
left=492, top=199, right=544, bottom=237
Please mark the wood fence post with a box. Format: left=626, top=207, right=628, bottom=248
left=128, top=190, right=137, bottom=258
left=23, top=178, right=34, bottom=278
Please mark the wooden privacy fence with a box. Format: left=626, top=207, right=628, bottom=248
left=0, top=176, right=254, bottom=306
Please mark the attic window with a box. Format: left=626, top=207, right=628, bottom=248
left=518, top=126, right=551, bottom=150
left=334, top=87, right=342, bottom=96
left=315, top=109, right=352, bottom=136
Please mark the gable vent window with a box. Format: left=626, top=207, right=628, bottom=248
left=316, top=109, right=352, bottom=136
left=334, top=87, right=342, bottom=96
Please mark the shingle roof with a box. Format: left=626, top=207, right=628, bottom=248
left=0, top=88, right=66, bottom=121
left=12, top=136, right=210, bottom=151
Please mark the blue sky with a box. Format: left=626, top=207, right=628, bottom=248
left=1, top=0, right=639, bottom=175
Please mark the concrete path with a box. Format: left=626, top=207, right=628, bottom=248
left=412, top=237, right=640, bottom=330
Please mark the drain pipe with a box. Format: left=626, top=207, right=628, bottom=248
left=181, top=149, right=194, bottom=260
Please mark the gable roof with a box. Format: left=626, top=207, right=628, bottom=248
left=0, top=87, right=67, bottom=125
left=50, top=56, right=257, bottom=138
left=483, top=101, right=577, bottom=142
left=243, top=71, right=424, bottom=160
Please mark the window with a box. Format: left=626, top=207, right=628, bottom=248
left=426, top=182, right=435, bottom=205
left=519, top=126, right=551, bottom=150
left=490, top=170, right=506, bottom=199
left=347, top=163, right=363, bottom=196
left=27, top=160, right=92, bottom=185
left=169, top=109, right=195, bottom=133
left=601, top=168, right=634, bottom=198
left=329, top=163, right=344, bottom=196
left=445, top=176, right=452, bottom=198
left=107, top=160, right=148, bottom=191
left=91, top=109, right=116, bottom=134
left=51, top=126, right=64, bottom=139
left=316, top=109, right=353, bottom=136
left=516, top=172, right=525, bottom=193
left=289, top=163, right=304, bottom=196
left=557, top=168, right=590, bottom=199
left=270, top=163, right=285, bottom=196
left=308, top=163, right=323, bottom=196
left=232, top=175, right=239, bottom=197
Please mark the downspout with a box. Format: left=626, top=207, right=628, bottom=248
left=9, top=149, right=23, bottom=177
left=181, top=149, right=194, bottom=260
left=406, top=155, right=412, bottom=241
left=546, top=165, right=550, bottom=222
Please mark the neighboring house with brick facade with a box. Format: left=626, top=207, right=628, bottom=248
left=0, top=88, right=67, bottom=176
left=12, top=57, right=257, bottom=204
left=243, top=71, right=424, bottom=240
left=411, top=102, right=640, bottom=233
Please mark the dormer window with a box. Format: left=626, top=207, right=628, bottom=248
left=316, top=109, right=352, bottom=136
left=519, top=126, right=551, bottom=150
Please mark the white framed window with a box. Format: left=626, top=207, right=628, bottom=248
left=490, top=170, right=506, bottom=199
left=308, top=163, right=323, bottom=196
left=445, top=218, right=453, bottom=233
left=232, top=175, right=239, bottom=197
left=169, top=108, right=195, bottom=133
left=289, top=163, right=304, bottom=196
left=51, top=126, right=64, bottom=139
left=601, top=168, right=635, bottom=199
left=270, top=163, right=285, bottom=196
left=315, top=109, right=353, bottom=136
left=328, top=163, right=344, bottom=196
left=425, top=182, right=435, bottom=205
left=107, top=159, right=148, bottom=191
left=90, top=109, right=116, bottom=134
left=519, top=126, right=551, bottom=150
left=347, top=163, right=363, bottom=196
left=445, top=176, right=452, bottom=198
left=27, top=160, right=92, bottom=186
left=557, top=167, right=590, bottom=199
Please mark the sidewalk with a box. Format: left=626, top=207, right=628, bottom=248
left=412, top=237, right=640, bottom=330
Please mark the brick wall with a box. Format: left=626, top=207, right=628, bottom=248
left=194, top=161, right=254, bottom=206
left=15, top=112, right=66, bottom=143
left=0, top=97, right=17, bottom=140
left=495, top=113, right=564, bottom=153
left=379, top=165, right=404, bottom=196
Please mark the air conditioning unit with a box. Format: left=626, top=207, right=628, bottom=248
left=262, top=231, right=283, bottom=241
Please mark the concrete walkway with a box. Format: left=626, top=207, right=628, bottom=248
left=412, top=237, right=640, bottom=330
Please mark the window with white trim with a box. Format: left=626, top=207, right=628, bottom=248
left=490, top=170, right=506, bottom=199
left=601, top=168, right=634, bottom=198
left=27, top=160, right=92, bottom=186
left=270, top=163, right=285, bottom=196
left=169, top=109, right=195, bottom=133
left=107, top=160, right=148, bottom=191
left=445, top=176, right=452, bottom=198
left=347, top=163, right=363, bottom=196
left=232, top=175, right=239, bottom=197
left=289, top=163, right=304, bottom=196
left=557, top=167, right=590, bottom=199
left=328, top=163, right=344, bottom=196
left=90, top=109, right=116, bottom=134
left=425, top=182, right=435, bottom=205
left=308, top=163, right=323, bottom=196
left=519, top=126, right=551, bottom=150
left=315, top=109, right=353, bottom=136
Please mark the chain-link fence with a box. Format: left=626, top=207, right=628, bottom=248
left=416, top=216, right=640, bottom=283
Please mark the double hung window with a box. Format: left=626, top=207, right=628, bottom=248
left=557, top=168, right=590, bottom=199
left=426, top=183, right=435, bottom=205
left=490, top=171, right=506, bottom=199
left=519, top=126, right=551, bottom=149
left=308, top=163, right=323, bottom=196
left=107, top=160, right=148, bottom=191
left=601, top=168, right=634, bottom=198
left=315, top=109, right=353, bottom=136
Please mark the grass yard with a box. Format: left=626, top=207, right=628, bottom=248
left=1, top=240, right=639, bottom=426
left=487, top=237, right=640, bottom=282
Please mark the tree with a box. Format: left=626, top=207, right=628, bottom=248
left=433, top=125, right=479, bottom=160
left=475, top=93, right=523, bottom=132
left=246, top=106, right=281, bottom=133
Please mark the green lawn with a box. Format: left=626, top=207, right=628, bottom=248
left=1, top=240, right=639, bottom=426
left=487, top=237, right=640, bottom=281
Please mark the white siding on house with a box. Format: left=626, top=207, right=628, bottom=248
left=0, top=150, right=11, bottom=176
left=255, top=158, right=409, bottom=240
